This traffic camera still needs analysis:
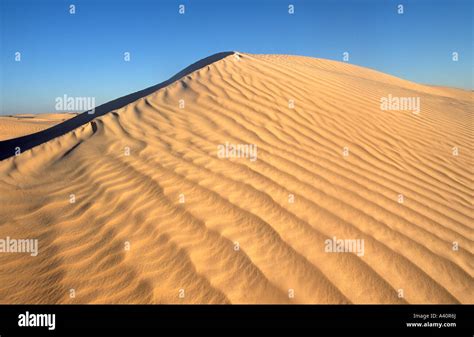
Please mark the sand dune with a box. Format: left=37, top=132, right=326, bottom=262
left=0, top=113, right=76, bottom=141
left=0, top=52, right=472, bottom=304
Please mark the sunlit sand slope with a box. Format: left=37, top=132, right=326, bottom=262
left=0, top=53, right=472, bottom=304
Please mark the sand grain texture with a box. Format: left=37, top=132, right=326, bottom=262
left=0, top=53, right=472, bottom=304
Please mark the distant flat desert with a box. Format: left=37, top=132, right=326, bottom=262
left=0, top=53, right=472, bottom=304
left=0, top=113, right=76, bottom=141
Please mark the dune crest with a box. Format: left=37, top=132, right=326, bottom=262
left=0, top=52, right=472, bottom=304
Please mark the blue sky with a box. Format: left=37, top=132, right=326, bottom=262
left=0, top=0, right=472, bottom=114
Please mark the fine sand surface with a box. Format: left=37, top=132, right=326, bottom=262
left=0, top=113, right=76, bottom=141
left=0, top=53, right=472, bottom=304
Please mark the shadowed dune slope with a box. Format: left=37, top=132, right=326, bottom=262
left=0, top=52, right=472, bottom=304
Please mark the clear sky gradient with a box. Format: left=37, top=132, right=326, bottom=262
left=0, top=0, right=472, bottom=114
